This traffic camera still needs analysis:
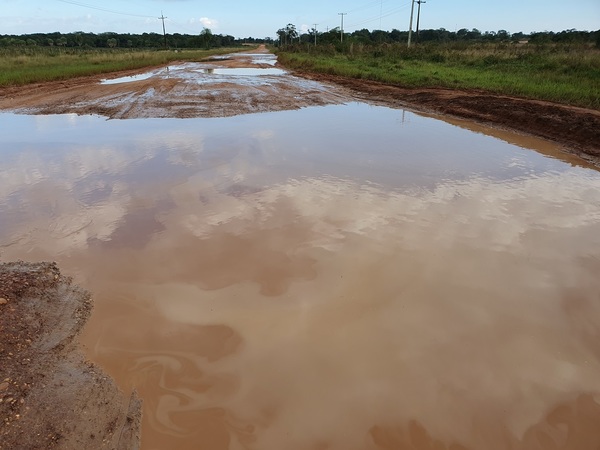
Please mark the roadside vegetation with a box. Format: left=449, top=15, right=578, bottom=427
left=0, top=47, right=248, bottom=86
left=0, top=28, right=266, bottom=87
left=276, top=27, right=600, bottom=110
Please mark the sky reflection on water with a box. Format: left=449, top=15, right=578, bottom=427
left=1, top=104, right=600, bottom=450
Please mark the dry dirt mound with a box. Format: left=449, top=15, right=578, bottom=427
left=0, top=261, right=141, bottom=450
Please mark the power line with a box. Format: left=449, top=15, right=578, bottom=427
left=307, top=0, right=394, bottom=35
left=55, top=0, right=156, bottom=19
left=346, top=3, right=412, bottom=29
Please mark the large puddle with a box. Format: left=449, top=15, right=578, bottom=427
left=1, top=104, right=600, bottom=450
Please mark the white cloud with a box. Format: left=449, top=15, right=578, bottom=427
left=188, top=17, right=218, bottom=30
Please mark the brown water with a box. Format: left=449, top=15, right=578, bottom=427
left=1, top=104, right=600, bottom=449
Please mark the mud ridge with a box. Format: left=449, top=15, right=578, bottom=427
left=0, top=261, right=141, bottom=450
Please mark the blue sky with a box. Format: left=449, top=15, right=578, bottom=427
left=2, top=0, right=599, bottom=38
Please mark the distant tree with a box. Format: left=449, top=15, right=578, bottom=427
left=456, top=28, right=469, bottom=40
left=529, top=31, right=553, bottom=44
left=390, top=28, right=404, bottom=42
left=511, top=32, right=526, bottom=42
left=466, top=28, right=482, bottom=40
left=199, top=27, right=212, bottom=49
left=106, top=38, right=117, bottom=48
left=285, top=24, right=298, bottom=43
left=276, top=28, right=286, bottom=45
left=496, top=30, right=510, bottom=41
left=74, top=32, right=84, bottom=47
left=276, top=23, right=298, bottom=46
left=375, top=29, right=393, bottom=43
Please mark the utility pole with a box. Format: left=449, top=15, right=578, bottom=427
left=159, top=11, right=167, bottom=49
left=407, top=0, right=415, bottom=48
left=313, top=24, right=318, bottom=46
left=415, top=0, right=426, bottom=44
left=338, top=13, right=347, bottom=42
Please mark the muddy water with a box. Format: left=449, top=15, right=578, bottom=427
left=1, top=105, right=600, bottom=450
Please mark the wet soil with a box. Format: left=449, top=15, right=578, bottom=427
left=0, top=45, right=598, bottom=165
left=0, top=46, right=347, bottom=120
left=0, top=261, right=141, bottom=450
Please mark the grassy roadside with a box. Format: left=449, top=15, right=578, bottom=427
left=277, top=43, right=600, bottom=110
left=0, top=47, right=249, bottom=87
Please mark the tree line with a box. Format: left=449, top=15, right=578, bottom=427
left=277, top=25, right=600, bottom=47
left=0, top=31, right=275, bottom=49
left=3, top=28, right=598, bottom=49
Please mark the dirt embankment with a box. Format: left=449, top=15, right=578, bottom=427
left=0, top=262, right=141, bottom=450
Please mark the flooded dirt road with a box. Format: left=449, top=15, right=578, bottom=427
left=0, top=46, right=347, bottom=119
left=1, top=45, right=598, bottom=164
left=2, top=49, right=600, bottom=450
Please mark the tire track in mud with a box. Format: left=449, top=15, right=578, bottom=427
left=0, top=46, right=351, bottom=120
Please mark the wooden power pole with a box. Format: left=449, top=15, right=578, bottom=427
left=338, top=13, right=347, bottom=42
left=159, top=12, right=167, bottom=49
left=407, top=0, right=415, bottom=47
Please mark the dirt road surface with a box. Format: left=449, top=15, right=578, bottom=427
left=1, top=45, right=599, bottom=448
left=0, top=46, right=347, bottom=119
left=0, top=45, right=598, bottom=164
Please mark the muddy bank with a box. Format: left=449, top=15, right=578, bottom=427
left=294, top=71, right=600, bottom=165
left=0, top=261, right=141, bottom=450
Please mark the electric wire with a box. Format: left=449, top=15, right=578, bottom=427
left=346, top=2, right=412, bottom=29
left=311, top=0, right=412, bottom=35
left=55, top=0, right=156, bottom=19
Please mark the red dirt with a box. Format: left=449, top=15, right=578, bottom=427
left=0, top=262, right=141, bottom=450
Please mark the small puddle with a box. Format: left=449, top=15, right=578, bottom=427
left=201, top=67, right=286, bottom=76
left=1, top=104, right=600, bottom=450
left=101, top=72, right=158, bottom=85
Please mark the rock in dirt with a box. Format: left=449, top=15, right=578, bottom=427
left=0, top=261, right=141, bottom=450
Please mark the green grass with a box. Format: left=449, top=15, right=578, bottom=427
left=277, top=43, right=600, bottom=109
left=0, top=47, right=250, bottom=86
